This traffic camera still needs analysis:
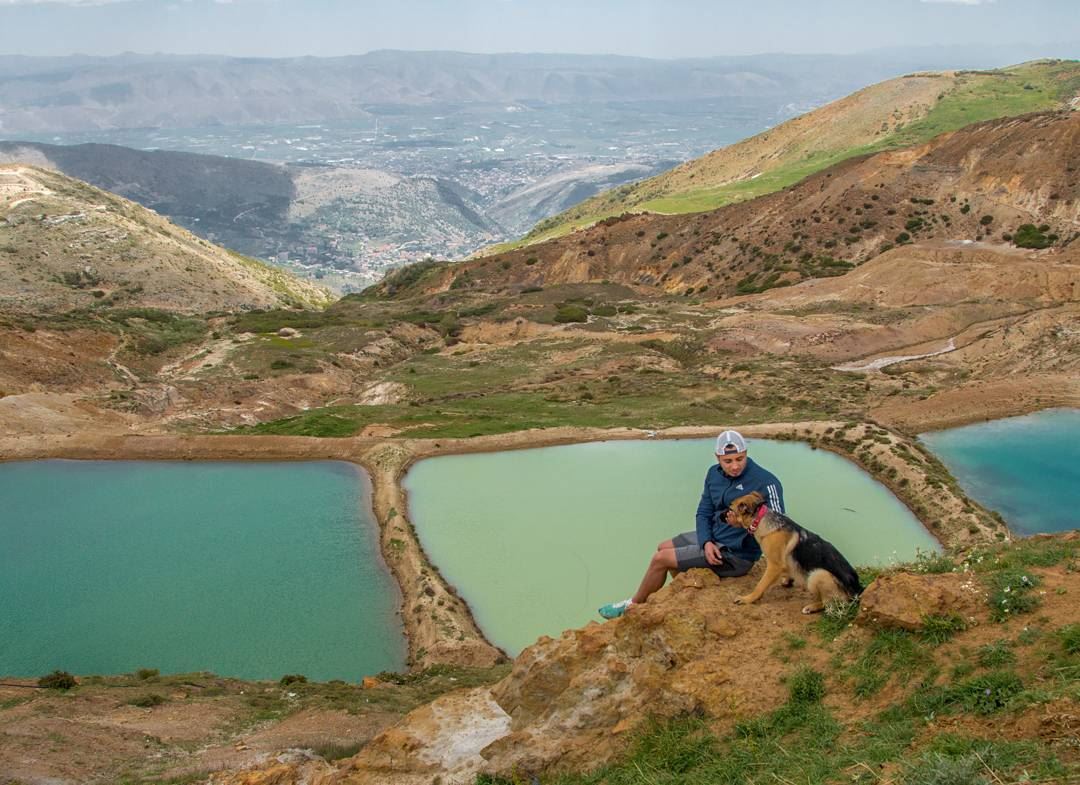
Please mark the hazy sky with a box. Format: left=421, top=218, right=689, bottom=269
left=0, top=0, right=1077, bottom=59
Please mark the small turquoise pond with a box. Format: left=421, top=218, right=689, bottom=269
left=0, top=460, right=405, bottom=681
left=921, top=409, right=1080, bottom=536
left=405, top=438, right=937, bottom=655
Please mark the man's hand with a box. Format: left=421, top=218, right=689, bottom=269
left=703, top=541, right=724, bottom=566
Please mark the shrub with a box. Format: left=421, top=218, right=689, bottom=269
left=280, top=673, right=308, bottom=686
left=979, top=215, right=994, bottom=226
left=38, top=670, right=77, bottom=690
left=554, top=304, right=589, bottom=324
left=127, top=693, right=167, bottom=708
left=269, top=359, right=294, bottom=370
left=525, top=257, right=538, bottom=265
left=1013, top=224, right=1051, bottom=249
left=136, top=668, right=159, bottom=680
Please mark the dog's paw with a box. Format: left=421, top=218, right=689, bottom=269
left=801, top=605, right=824, bottom=615
left=780, top=577, right=795, bottom=588
left=734, top=595, right=752, bottom=605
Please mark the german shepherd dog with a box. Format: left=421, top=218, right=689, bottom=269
left=727, top=491, right=863, bottom=614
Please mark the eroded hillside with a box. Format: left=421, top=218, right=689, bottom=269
left=512, top=60, right=1080, bottom=247
left=388, top=110, right=1079, bottom=301
left=0, top=165, right=331, bottom=314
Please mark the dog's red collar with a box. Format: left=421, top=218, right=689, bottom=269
left=747, top=504, right=769, bottom=534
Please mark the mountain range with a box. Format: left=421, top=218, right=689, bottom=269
left=2, top=47, right=1076, bottom=134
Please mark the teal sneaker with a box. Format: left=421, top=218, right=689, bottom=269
left=598, top=598, right=633, bottom=620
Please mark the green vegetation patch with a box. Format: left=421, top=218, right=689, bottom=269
left=105, top=308, right=208, bottom=356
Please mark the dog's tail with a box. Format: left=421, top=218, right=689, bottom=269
left=840, top=566, right=864, bottom=598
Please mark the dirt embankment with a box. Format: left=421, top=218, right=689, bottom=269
left=0, top=419, right=1006, bottom=671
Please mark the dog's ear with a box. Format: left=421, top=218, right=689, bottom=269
left=749, top=491, right=765, bottom=508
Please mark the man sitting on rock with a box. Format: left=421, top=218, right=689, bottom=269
left=598, top=429, right=785, bottom=619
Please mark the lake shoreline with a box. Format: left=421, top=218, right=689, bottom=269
left=0, top=419, right=1009, bottom=670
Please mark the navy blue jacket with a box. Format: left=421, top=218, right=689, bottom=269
left=694, top=456, right=784, bottom=562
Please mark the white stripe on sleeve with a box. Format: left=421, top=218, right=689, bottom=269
left=768, top=484, right=782, bottom=512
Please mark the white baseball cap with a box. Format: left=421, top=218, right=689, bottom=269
left=715, top=430, right=748, bottom=455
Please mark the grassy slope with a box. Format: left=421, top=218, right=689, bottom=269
left=497, top=61, right=1079, bottom=251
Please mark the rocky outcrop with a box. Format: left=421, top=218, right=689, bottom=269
left=207, top=546, right=1080, bottom=785
left=215, top=568, right=847, bottom=785
left=857, top=572, right=985, bottom=630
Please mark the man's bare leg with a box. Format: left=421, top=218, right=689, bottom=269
left=631, top=539, right=680, bottom=605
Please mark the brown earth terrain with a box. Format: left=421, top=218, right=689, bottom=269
left=382, top=111, right=1079, bottom=301
left=0, top=165, right=331, bottom=314
left=208, top=533, right=1080, bottom=785
left=0, top=88, right=1077, bottom=785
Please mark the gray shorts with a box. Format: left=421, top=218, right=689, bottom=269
left=671, top=531, right=754, bottom=578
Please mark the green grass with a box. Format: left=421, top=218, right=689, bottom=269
left=921, top=613, right=968, bottom=645
left=287, top=663, right=512, bottom=716
left=885, top=64, right=1077, bottom=150
left=480, top=670, right=1064, bottom=784
left=914, top=670, right=1027, bottom=717
left=310, top=740, right=364, bottom=761
left=816, top=597, right=860, bottom=639
left=126, top=693, right=167, bottom=708
left=242, top=411, right=359, bottom=437
left=903, top=734, right=1068, bottom=785
left=848, top=629, right=934, bottom=698
left=477, top=651, right=1073, bottom=785
left=977, top=640, right=1016, bottom=668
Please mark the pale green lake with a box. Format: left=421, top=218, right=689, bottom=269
left=0, top=460, right=405, bottom=681
left=405, top=438, right=938, bottom=655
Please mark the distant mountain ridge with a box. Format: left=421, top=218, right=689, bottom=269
left=1, top=48, right=1076, bottom=134
left=0, top=141, right=669, bottom=280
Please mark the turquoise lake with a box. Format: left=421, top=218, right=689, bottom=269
left=0, top=460, right=405, bottom=681
left=921, top=409, right=1080, bottom=536
left=405, top=438, right=937, bottom=655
